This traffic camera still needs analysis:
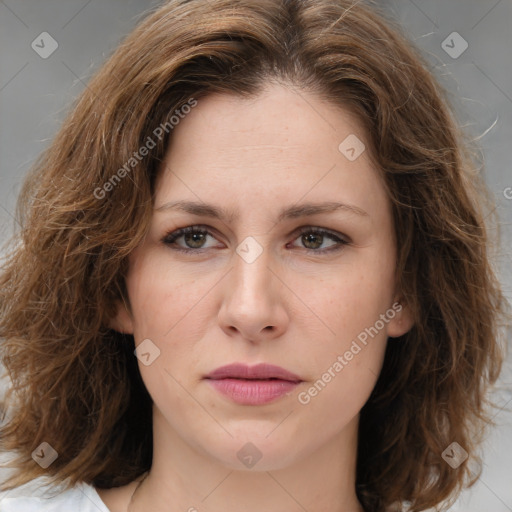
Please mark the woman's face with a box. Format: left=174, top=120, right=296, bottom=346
left=112, top=83, right=413, bottom=470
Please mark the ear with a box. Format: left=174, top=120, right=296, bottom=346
left=109, top=299, right=134, bottom=335
left=386, top=297, right=415, bottom=338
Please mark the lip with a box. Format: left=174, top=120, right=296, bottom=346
left=205, top=363, right=302, bottom=382
left=204, top=363, right=302, bottom=405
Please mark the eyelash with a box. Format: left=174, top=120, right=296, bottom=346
left=161, top=225, right=350, bottom=255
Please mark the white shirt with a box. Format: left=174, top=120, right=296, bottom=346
left=0, top=478, right=110, bottom=512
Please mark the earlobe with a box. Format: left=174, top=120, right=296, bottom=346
left=109, top=300, right=135, bottom=335
left=387, top=300, right=415, bottom=338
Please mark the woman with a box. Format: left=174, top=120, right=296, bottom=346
left=0, top=0, right=508, bottom=511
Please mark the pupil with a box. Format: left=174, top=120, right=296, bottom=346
left=185, top=232, right=205, bottom=248
left=303, top=233, right=322, bottom=249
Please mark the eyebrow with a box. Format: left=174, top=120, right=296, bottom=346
left=155, top=200, right=369, bottom=223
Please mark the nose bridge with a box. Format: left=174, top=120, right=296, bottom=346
left=231, top=237, right=273, bottom=302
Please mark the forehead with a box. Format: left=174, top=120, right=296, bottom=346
left=154, top=84, right=389, bottom=226
left=163, top=84, right=366, bottom=159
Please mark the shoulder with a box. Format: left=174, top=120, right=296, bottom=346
left=0, top=478, right=109, bottom=512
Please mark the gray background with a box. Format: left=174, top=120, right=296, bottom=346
left=0, top=0, right=511, bottom=510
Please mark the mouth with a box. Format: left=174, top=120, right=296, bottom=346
left=205, top=362, right=302, bottom=382
left=204, top=363, right=303, bottom=405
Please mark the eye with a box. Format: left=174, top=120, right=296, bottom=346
left=288, top=227, right=350, bottom=253
left=162, top=225, right=350, bottom=254
left=162, top=225, right=221, bottom=252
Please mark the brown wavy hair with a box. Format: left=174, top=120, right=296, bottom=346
left=0, top=0, right=509, bottom=510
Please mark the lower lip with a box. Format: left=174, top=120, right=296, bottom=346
left=206, top=378, right=300, bottom=405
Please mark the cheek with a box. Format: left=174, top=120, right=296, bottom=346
left=291, top=251, right=394, bottom=406
left=294, top=304, right=390, bottom=437
left=295, top=348, right=385, bottom=439
left=125, top=254, right=221, bottom=396
left=295, top=260, right=395, bottom=347
left=126, top=251, right=213, bottom=339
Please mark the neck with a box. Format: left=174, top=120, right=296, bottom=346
left=129, top=408, right=365, bottom=512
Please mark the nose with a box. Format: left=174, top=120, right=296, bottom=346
left=217, top=243, right=289, bottom=343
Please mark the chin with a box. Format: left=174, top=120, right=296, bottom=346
left=199, top=429, right=306, bottom=472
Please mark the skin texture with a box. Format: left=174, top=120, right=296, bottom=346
left=99, top=83, right=414, bottom=512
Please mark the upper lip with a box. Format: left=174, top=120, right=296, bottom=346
left=205, top=363, right=302, bottom=382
